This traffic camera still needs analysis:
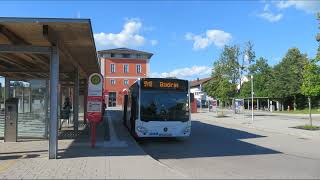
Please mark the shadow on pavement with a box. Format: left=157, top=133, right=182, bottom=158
left=139, top=120, right=281, bottom=159
left=244, top=114, right=277, bottom=117
left=58, top=121, right=108, bottom=159
left=58, top=109, right=281, bottom=160
left=0, top=154, right=40, bottom=160
left=58, top=111, right=145, bottom=159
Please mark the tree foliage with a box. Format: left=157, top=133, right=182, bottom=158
left=204, top=45, right=240, bottom=102
left=316, top=13, right=320, bottom=61
left=301, top=59, right=320, bottom=97
left=268, top=48, right=307, bottom=98
left=239, top=57, right=272, bottom=98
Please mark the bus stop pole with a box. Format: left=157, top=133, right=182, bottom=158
left=251, top=75, right=254, bottom=123
left=49, top=46, right=59, bottom=159
left=84, top=81, right=88, bottom=124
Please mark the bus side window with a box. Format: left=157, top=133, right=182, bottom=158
left=135, top=97, right=139, bottom=120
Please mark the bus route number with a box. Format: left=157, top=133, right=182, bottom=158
left=144, top=81, right=153, bottom=88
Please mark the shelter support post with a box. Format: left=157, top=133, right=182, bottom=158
left=257, top=99, right=259, bottom=110
left=44, top=80, right=49, bottom=138
left=267, top=99, right=270, bottom=111
left=4, top=78, right=9, bottom=100
left=49, top=46, right=59, bottom=159
left=29, top=86, right=32, bottom=112
left=4, top=78, right=9, bottom=118
left=73, top=67, right=79, bottom=134
left=22, top=87, right=24, bottom=113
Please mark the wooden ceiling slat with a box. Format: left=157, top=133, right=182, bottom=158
left=0, top=53, right=34, bottom=69
left=0, top=54, right=29, bottom=70
left=0, top=24, right=30, bottom=44
left=0, top=25, right=50, bottom=69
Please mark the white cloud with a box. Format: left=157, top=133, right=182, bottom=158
left=258, top=3, right=283, bottom=22
left=150, top=40, right=158, bottom=46
left=258, top=12, right=283, bottom=22
left=151, top=66, right=212, bottom=79
left=263, top=4, right=270, bottom=11
left=94, top=19, right=157, bottom=49
left=275, top=0, right=320, bottom=13
left=185, top=30, right=232, bottom=50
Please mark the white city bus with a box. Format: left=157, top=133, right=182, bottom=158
left=123, top=78, right=191, bottom=138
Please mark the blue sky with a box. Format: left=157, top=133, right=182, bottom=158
left=0, top=0, right=319, bottom=82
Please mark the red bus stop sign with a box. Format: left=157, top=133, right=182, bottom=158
left=87, top=73, right=103, bottom=148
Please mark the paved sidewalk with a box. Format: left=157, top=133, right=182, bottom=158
left=0, top=111, right=184, bottom=179
left=193, top=111, right=320, bottom=140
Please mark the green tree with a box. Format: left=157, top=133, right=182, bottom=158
left=301, top=13, right=320, bottom=125
left=239, top=57, right=272, bottom=98
left=301, top=59, right=320, bottom=126
left=269, top=48, right=308, bottom=111
left=240, top=41, right=256, bottom=89
left=204, top=45, right=240, bottom=106
left=316, top=13, right=320, bottom=61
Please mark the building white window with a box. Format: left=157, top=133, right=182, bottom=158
left=124, top=80, right=129, bottom=86
left=136, top=64, right=142, bottom=74
left=110, top=79, right=116, bottom=85
left=110, top=64, right=115, bottom=73
left=123, top=64, right=129, bottom=73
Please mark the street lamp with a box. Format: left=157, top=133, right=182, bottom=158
left=251, top=75, right=254, bottom=123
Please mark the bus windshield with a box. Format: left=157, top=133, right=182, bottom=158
left=140, top=90, right=189, bottom=122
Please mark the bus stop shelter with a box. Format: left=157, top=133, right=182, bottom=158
left=0, top=17, right=100, bottom=159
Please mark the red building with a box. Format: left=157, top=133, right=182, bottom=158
left=98, top=48, right=153, bottom=107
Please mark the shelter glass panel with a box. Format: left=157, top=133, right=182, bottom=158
left=0, top=77, right=4, bottom=138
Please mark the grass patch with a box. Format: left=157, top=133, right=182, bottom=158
left=294, top=125, right=320, bottom=131
left=274, top=109, right=320, bottom=114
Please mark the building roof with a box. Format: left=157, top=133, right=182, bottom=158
left=98, top=48, right=153, bottom=59
left=190, top=77, right=212, bottom=87
left=0, top=17, right=99, bottom=80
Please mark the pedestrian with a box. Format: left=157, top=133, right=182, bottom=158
left=61, top=97, right=72, bottom=128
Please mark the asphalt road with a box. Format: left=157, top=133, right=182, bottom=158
left=137, top=113, right=320, bottom=179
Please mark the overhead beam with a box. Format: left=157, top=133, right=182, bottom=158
left=0, top=70, right=72, bottom=74
left=0, top=54, right=30, bottom=70
left=0, top=44, right=52, bottom=54
left=0, top=25, right=51, bottom=66
left=0, top=53, right=41, bottom=70
left=43, top=25, right=86, bottom=75
left=22, top=54, right=49, bottom=69
left=0, top=25, right=29, bottom=44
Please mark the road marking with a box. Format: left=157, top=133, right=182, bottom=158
left=100, top=111, right=127, bottom=148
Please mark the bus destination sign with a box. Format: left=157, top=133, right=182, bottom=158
left=141, top=78, right=188, bottom=91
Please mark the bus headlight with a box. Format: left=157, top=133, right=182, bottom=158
left=183, top=126, right=191, bottom=133
left=136, top=126, right=148, bottom=134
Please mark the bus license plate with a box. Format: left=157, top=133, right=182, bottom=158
left=159, top=133, right=172, bottom=137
